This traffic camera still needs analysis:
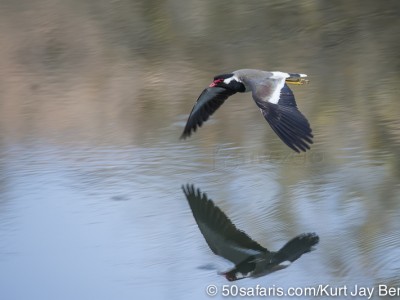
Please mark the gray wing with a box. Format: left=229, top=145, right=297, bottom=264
left=180, top=87, right=237, bottom=139
left=182, top=184, right=268, bottom=264
left=253, top=84, right=313, bottom=153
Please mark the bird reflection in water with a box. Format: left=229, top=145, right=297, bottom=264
left=182, top=184, right=319, bottom=281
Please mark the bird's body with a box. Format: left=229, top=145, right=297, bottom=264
left=182, top=184, right=319, bottom=281
left=181, top=69, right=313, bottom=152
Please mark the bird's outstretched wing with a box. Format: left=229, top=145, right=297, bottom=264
left=180, top=87, right=237, bottom=139
left=182, top=184, right=268, bottom=264
left=222, top=232, right=319, bottom=281
left=273, top=232, right=319, bottom=264
left=254, top=84, right=313, bottom=153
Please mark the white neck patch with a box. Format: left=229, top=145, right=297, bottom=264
left=223, top=75, right=241, bottom=84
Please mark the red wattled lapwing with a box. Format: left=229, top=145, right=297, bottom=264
left=181, top=70, right=312, bottom=152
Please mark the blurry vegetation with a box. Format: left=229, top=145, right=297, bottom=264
left=0, top=0, right=399, bottom=152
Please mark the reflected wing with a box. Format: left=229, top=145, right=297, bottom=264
left=223, top=232, right=319, bottom=281
left=180, top=87, right=237, bottom=139
left=254, top=84, right=313, bottom=153
left=182, top=184, right=268, bottom=264
left=273, top=232, right=319, bottom=264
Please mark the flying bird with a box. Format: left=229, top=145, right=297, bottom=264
left=180, top=69, right=313, bottom=152
left=182, top=184, right=319, bottom=281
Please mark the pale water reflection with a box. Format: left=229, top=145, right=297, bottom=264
left=0, top=1, right=399, bottom=299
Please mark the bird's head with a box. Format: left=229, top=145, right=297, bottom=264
left=209, top=73, right=246, bottom=92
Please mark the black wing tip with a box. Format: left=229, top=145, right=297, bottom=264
left=180, top=132, right=189, bottom=140
left=182, top=184, right=209, bottom=202
left=278, top=121, right=313, bottom=153
left=298, top=232, right=320, bottom=247
left=273, top=128, right=314, bottom=153
left=263, top=107, right=314, bottom=153
left=180, top=125, right=198, bottom=140
left=180, top=118, right=202, bottom=140
left=182, top=183, right=195, bottom=196
left=275, top=232, right=319, bottom=263
left=292, top=140, right=313, bottom=153
left=181, top=183, right=190, bottom=192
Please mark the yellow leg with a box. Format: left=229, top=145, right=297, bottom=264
left=286, top=78, right=309, bottom=85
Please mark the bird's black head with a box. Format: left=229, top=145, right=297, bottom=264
left=209, top=73, right=246, bottom=93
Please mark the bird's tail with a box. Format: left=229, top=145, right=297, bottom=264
left=274, top=232, right=319, bottom=264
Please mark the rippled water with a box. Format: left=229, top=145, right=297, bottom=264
left=0, top=1, right=399, bottom=299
